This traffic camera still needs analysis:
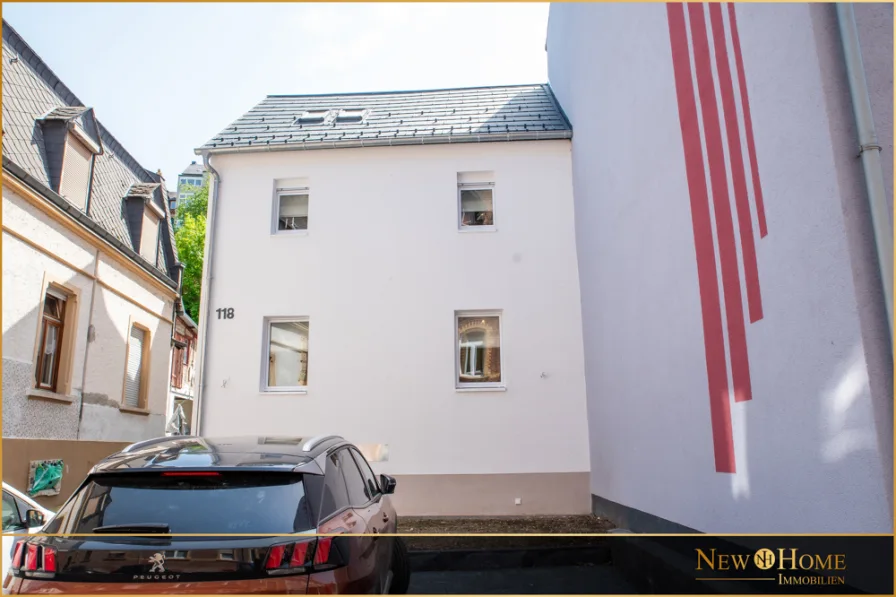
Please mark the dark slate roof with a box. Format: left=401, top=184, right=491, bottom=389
left=43, top=106, right=89, bottom=120
left=198, top=84, right=572, bottom=154
left=2, top=20, right=179, bottom=287
left=126, top=182, right=161, bottom=199
left=179, top=160, right=206, bottom=176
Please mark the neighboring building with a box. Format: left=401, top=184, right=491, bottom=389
left=547, top=2, right=893, bottom=532
left=167, top=189, right=178, bottom=217
left=193, top=85, right=591, bottom=515
left=2, top=20, right=184, bottom=499
left=175, top=160, right=206, bottom=208
left=167, top=311, right=198, bottom=435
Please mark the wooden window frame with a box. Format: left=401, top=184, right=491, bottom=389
left=30, top=280, right=80, bottom=400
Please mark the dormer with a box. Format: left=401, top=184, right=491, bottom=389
left=123, top=182, right=166, bottom=263
left=38, top=106, right=103, bottom=211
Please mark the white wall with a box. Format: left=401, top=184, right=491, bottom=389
left=2, top=186, right=172, bottom=441
left=548, top=2, right=892, bottom=533
left=200, top=140, right=591, bottom=478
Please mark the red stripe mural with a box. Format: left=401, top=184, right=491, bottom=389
left=728, top=3, right=768, bottom=239
left=666, top=2, right=767, bottom=474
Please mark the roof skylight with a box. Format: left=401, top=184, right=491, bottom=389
left=335, top=108, right=367, bottom=123
left=296, top=110, right=331, bottom=124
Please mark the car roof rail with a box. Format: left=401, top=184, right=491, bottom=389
left=302, top=435, right=344, bottom=453
left=120, top=435, right=189, bottom=454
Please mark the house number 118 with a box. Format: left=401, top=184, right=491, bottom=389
left=216, top=308, right=235, bottom=320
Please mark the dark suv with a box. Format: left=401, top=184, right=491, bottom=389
left=4, top=435, right=409, bottom=594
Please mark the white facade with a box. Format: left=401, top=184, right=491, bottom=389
left=2, top=182, right=176, bottom=441
left=547, top=2, right=893, bottom=533
left=197, top=140, right=592, bottom=514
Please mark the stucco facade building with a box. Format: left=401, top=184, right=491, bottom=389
left=2, top=20, right=185, bottom=489
left=547, top=2, right=893, bottom=532
left=193, top=85, right=592, bottom=515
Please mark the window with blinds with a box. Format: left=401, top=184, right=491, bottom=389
left=59, top=134, right=94, bottom=210
left=124, top=325, right=147, bottom=408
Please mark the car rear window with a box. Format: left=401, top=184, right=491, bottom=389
left=50, top=472, right=313, bottom=535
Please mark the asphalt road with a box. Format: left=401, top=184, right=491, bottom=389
left=408, top=564, right=637, bottom=594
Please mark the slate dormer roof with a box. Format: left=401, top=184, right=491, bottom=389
left=1, top=20, right=179, bottom=289
left=198, top=84, right=572, bottom=154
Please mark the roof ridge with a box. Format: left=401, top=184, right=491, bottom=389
left=265, top=82, right=548, bottom=99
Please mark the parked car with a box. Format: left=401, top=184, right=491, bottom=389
left=2, top=482, right=55, bottom=594
left=4, top=435, right=410, bottom=594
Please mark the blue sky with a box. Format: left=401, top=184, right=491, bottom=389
left=2, top=2, right=550, bottom=185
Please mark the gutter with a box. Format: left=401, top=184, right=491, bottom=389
left=197, top=129, right=573, bottom=156
left=837, top=4, right=894, bottom=347
left=192, top=152, right=220, bottom=436
left=2, top=157, right=179, bottom=291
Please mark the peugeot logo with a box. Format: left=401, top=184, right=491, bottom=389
left=148, top=553, right=166, bottom=573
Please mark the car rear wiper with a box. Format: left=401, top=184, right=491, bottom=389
left=92, top=523, right=171, bottom=534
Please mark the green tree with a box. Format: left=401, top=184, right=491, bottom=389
left=174, top=183, right=208, bottom=232
left=173, top=183, right=209, bottom=322
left=175, top=212, right=206, bottom=323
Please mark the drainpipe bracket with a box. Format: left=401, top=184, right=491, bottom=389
left=858, top=143, right=883, bottom=157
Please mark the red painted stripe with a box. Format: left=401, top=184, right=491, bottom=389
left=709, top=4, right=763, bottom=324
left=727, top=3, right=767, bottom=238
left=688, top=3, right=753, bottom=405
left=666, top=3, right=735, bottom=473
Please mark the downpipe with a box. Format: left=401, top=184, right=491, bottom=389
left=836, top=3, right=894, bottom=348
left=192, top=152, right=220, bottom=435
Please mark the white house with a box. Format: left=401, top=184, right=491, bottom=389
left=547, top=2, right=893, bottom=532
left=2, top=20, right=185, bottom=505
left=193, top=85, right=592, bottom=515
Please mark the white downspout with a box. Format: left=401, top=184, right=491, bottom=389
left=837, top=3, right=894, bottom=346
left=192, top=152, right=220, bottom=436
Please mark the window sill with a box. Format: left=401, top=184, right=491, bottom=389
left=119, top=405, right=151, bottom=416
left=455, top=385, right=507, bottom=393
left=458, top=226, right=497, bottom=233
left=272, top=230, right=309, bottom=237
left=26, top=389, right=75, bottom=404
left=261, top=389, right=308, bottom=396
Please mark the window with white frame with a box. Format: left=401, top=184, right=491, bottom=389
left=456, top=312, right=503, bottom=387
left=457, top=172, right=495, bottom=230
left=263, top=318, right=309, bottom=391
left=276, top=190, right=309, bottom=232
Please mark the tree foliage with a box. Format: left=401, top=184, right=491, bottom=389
left=174, top=184, right=209, bottom=322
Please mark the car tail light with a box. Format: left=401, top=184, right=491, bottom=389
left=14, top=542, right=57, bottom=579
left=11, top=542, right=24, bottom=570
left=265, top=545, right=286, bottom=570
left=43, top=547, right=57, bottom=572
left=313, top=537, right=332, bottom=565
left=264, top=532, right=347, bottom=576
left=24, top=544, right=38, bottom=571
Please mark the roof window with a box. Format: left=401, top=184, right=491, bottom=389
left=296, top=110, right=331, bottom=124
left=335, top=109, right=367, bottom=123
